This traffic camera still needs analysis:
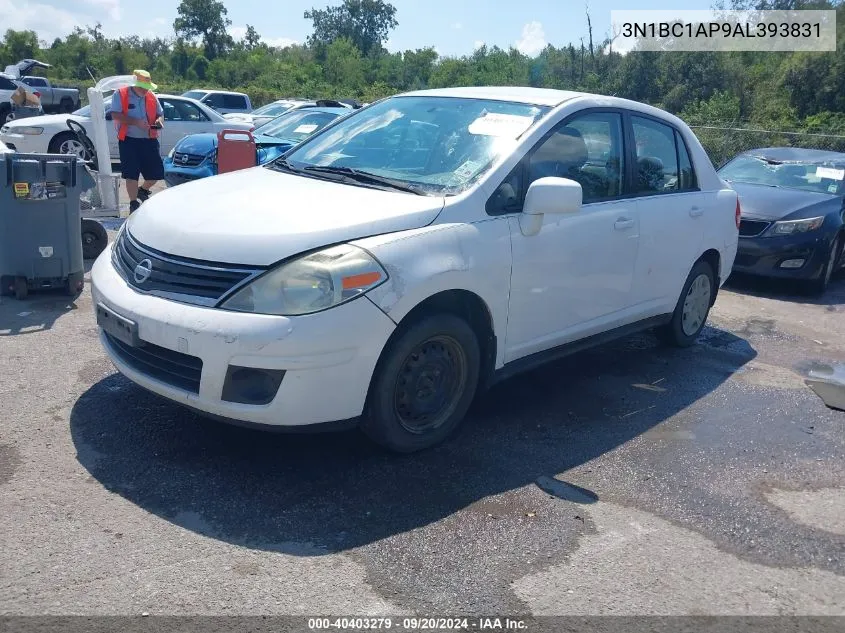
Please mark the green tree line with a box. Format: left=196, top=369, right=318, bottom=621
left=2, top=0, right=845, bottom=144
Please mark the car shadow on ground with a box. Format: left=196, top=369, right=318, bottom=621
left=69, top=325, right=757, bottom=555
left=725, top=270, right=845, bottom=308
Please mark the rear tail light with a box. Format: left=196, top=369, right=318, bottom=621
left=735, top=197, right=742, bottom=229
left=33, top=91, right=41, bottom=98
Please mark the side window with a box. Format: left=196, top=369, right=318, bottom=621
left=160, top=100, right=180, bottom=121
left=528, top=111, right=625, bottom=203
left=203, top=93, right=225, bottom=109
left=177, top=101, right=207, bottom=121
left=223, top=94, right=247, bottom=110
left=632, top=116, right=680, bottom=194
left=676, top=131, right=698, bottom=191
left=0, top=77, right=16, bottom=90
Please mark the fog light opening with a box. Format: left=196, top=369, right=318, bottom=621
left=780, top=258, right=806, bottom=269
left=221, top=366, right=285, bottom=405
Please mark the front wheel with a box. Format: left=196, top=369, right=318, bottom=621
left=807, top=235, right=841, bottom=296
left=361, top=314, right=481, bottom=453
left=657, top=260, right=715, bottom=347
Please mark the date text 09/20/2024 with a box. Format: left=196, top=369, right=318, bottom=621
left=307, top=618, right=528, bottom=630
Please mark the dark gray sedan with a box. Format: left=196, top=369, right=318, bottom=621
left=719, top=147, right=845, bottom=294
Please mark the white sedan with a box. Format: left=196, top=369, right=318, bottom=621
left=0, top=94, right=253, bottom=161
left=91, top=86, right=740, bottom=453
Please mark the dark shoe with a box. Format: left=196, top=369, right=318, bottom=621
left=129, top=200, right=140, bottom=213
left=137, top=187, right=152, bottom=202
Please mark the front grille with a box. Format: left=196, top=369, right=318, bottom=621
left=113, top=230, right=263, bottom=306
left=104, top=332, right=203, bottom=393
left=172, top=152, right=206, bottom=167
left=739, top=219, right=771, bottom=237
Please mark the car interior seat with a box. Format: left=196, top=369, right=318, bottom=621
left=637, top=156, right=665, bottom=192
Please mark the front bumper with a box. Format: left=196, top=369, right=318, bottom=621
left=732, top=231, right=834, bottom=280
left=90, top=244, right=397, bottom=427
left=0, top=131, right=45, bottom=153
left=163, top=158, right=216, bottom=187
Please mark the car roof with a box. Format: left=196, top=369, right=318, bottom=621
left=736, top=146, right=845, bottom=165
left=188, top=89, right=248, bottom=96
left=396, top=86, right=586, bottom=107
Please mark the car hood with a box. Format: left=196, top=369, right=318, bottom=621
left=732, top=181, right=842, bottom=221
left=126, top=166, right=445, bottom=266
left=174, top=133, right=217, bottom=155
left=5, top=113, right=85, bottom=129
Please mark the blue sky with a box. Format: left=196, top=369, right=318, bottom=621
left=2, top=0, right=717, bottom=57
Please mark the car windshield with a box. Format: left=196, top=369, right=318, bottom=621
left=252, top=102, right=297, bottom=117
left=255, top=110, right=341, bottom=142
left=182, top=91, right=207, bottom=101
left=281, top=95, right=550, bottom=196
left=719, top=155, right=845, bottom=195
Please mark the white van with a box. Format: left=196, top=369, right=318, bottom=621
left=91, top=87, right=740, bottom=453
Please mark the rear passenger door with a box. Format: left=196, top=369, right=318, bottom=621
left=628, top=114, right=704, bottom=307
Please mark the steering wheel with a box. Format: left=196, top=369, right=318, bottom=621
left=66, top=119, right=98, bottom=169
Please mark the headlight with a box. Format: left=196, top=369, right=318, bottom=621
left=220, top=244, right=388, bottom=316
left=167, top=147, right=175, bottom=158
left=209, top=148, right=217, bottom=164
left=767, top=216, right=825, bottom=236
left=14, top=126, right=43, bottom=135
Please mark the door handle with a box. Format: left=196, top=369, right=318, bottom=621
left=689, top=206, right=703, bottom=217
left=614, top=217, right=635, bottom=230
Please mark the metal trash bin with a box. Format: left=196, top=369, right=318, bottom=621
left=0, top=152, right=94, bottom=300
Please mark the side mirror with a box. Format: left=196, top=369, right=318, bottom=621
left=519, top=177, right=583, bottom=236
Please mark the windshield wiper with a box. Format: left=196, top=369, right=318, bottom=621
left=268, top=158, right=299, bottom=173
left=302, top=165, right=427, bottom=196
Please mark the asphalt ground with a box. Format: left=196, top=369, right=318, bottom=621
left=1, top=198, right=843, bottom=622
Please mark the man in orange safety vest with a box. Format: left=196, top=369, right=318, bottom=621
left=110, top=70, right=165, bottom=213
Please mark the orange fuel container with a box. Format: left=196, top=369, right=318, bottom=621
left=216, top=129, right=257, bottom=174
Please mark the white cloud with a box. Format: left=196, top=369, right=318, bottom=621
left=451, top=22, right=462, bottom=30
left=264, top=36, right=297, bottom=49
left=515, top=21, right=546, bottom=57
left=229, top=24, right=297, bottom=48
left=229, top=25, right=248, bottom=40
left=473, top=40, right=485, bottom=50
left=82, top=0, right=121, bottom=21
left=154, top=17, right=168, bottom=26
left=0, top=0, right=81, bottom=43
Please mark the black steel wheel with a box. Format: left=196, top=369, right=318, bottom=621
left=362, top=314, right=480, bottom=453
left=81, top=219, right=108, bottom=260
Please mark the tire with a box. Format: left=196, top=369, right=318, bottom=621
left=361, top=313, right=481, bottom=453
left=807, top=235, right=841, bottom=296
left=14, top=277, right=28, bottom=300
left=81, top=219, right=108, bottom=260
left=0, top=105, right=11, bottom=124
left=0, top=276, right=14, bottom=297
left=49, top=131, right=90, bottom=161
left=65, top=271, right=84, bottom=297
left=657, top=260, right=715, bottom=347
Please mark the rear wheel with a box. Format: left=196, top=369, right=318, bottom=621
left=657, top=260, right=715, bottom=347
left=81, top=219, right=108, bottom=260
left=361, top=314, right=481, bottom=453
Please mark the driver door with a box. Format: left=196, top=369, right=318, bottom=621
left=503, top=110, right=641, bottom=362
left=159, top=98, right=211, bottom=156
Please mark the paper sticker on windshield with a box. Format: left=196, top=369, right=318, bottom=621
left=294, top=124, right=319, bottom=134
left=455, top=160, right=482, bottom=181
left=468, top=113, right=534, bottom=138
left=815, top=166, right=845, bottom=181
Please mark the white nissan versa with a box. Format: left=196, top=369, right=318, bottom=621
left=90, top=87, right=740, bottom=453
